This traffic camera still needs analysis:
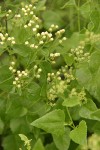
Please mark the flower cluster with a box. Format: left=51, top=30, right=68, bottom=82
left=33, top=65, right=42, bottom=79
left=6, top=9, right=12, bottom=17
left=47, top=65, right=75, bottom=103
left=85, top=30, right=100, bottom=44
left=69, top=42, right=90, bottom=63
left=47, top=80, right=67, bottom=102
left=0, top=33, right=15, bottom=46
left=49, top=52, right=60, bottom=64
left=9, top=62, right=29, bottom=88
left=69, top=88, right=87, bottom=104
left=55, top=29, right=65, bottom=37
left=48, top=24, right=59, bottom=32
left=81, top=134, right=100, bottom=150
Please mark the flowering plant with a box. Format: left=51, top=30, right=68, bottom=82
left=0, top=0, right=100, bottom=150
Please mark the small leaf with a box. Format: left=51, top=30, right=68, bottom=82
left=90, top=109, right=100, bottom=121
left=62, top=96, right=80, bottom=107
left=53, top=128, right=70, bottom=150
left=79, top=99, right=97, bottom=120
left=62, top=0, right=76, bottom=9
left=70, top=120, right=87, bottom=145
left=19, top=134, right=29, bottom=142
left=31, top=110, right=65, bottom=135
left=33, top=139, right=45, bottom=150
left=13, top=44, right=32, bottom=57
left=80, top=1, right=91, bottom=18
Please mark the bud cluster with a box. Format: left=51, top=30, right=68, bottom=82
left=49, top=52, right=60, bottom=64
left=21, top=4, right=36, bottom=16
left=9, top=62, right=29, bottom=88
left=70, top=42, right=90, bottom=63
left=0, top=33, right=15, bottom=45
left=47, top=65, right=75, bottom=103
left=36, top=31, right=54, bottom=45
left=69, top=88, right=87, bottom=104
left=59, top=37, right=67, bottom=44
left=85, top=30, right=100, bottom=44
left=81, top=134, right=100, bottom=150
left=33, top=65, right=42, bottom=79
left=6, top=9, right=12, bottom=17
left=25, top=41, right=38, bottom=49
left=47, top=80, right=67, bottom=102
left=48, top=24, right=59, bottom=32
left=55, top=29, right=65, bottom=37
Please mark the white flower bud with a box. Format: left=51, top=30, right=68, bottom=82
left=25, top=41, right=29, bottom=45
left=24, top=25, right=27, bottom=28
left=30, top=11, right=34, bottom=15
left=28, top=23, right=31, bottom=27
left=17, top=70, right=21, bottom=74
left=39, top=41, right=44, bottom=45
left=36, top=25, right=39, bottom=28
left=32, top=28, right=37, bottom=32
left=34, top=65, right=37, bottom=69
left=12, top=41, right=15, bottom=44
left=12, top=69, right=16, bottom=73
left=35, top=45, right=38, bottom=49
left=17, top=84, right=21, bottom=88
left=15, top=77, right=19, bottom=81
left=9, top=66, right=13, bottom=70
left=38, top=68, right=42, bottom=73
left=8, top=10, right=12, bottom=13
left=11, top=62, right=15, bottom=65
left=36, top=74, right=40, bottom=78
left=13, top=81, right=16, bottom=85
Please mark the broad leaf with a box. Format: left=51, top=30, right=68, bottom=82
left=53, top=127, right=70, bottom=150
left=62, top=96, right=80, bottom=107
left=70, top=120, right=87, bottom=145
left=31, top=110, right=65, bottom=135
left=33, top=139, right=45, bottom=150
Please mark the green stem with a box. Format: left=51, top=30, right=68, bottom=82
left=66, top=107, right=75, bottom=128
left=77, top=0, right=80, bottom=32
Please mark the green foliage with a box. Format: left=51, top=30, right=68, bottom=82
left=70, top=120, right=87, bottom=145
left=31, top=110, right=65, bottom=135
left=0, top=0, right=100, bottom=150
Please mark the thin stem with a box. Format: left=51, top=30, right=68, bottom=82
left=66, top=107, right=75, bottom=128
left=77, top=0, right=80, bottom=32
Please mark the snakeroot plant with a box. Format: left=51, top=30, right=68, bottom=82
left=0, top=0, right=100, bottom=150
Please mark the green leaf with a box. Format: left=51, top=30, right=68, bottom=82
left=36, top=0, right=46, bottom=10
left=0, top=118, right=4, bottom=134
left=89, top=51, right=100, bottom=73
left=70, top=120, right=87, bottom=145
left=79, top=99, right=97, bottom=120
left=53, top=127, right=70, bottom=150
left=10, top=118, right=31, bottom=133
left=31, top=110, right=65, bottom=135
left=76, top=63, right=92, bottom=88
left=90, top=9, right=100, bottom=32
left=61, top=0, right=76, bottom=9
left=12, top=44, right=32, bottom=57
left=2, top=135, right=20, bottom=150
left=80, top=1, right=91, bottom=18
left=12, top=27, right=29, bottom=44
left=33, top=139, right=45, bottom=150
left=90, top=109, right=100, bottom=121
left=42, top=10, right=64, bottom=28
left=0, top=65, right=13, bottom=91
left=63, top=54, right=74, bottom=66
left=62, top=96, right=80, bottom=107
left=45, top=143, right=58, bottom=150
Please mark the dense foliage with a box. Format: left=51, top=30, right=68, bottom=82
left=0, top=0, right=100, bottom=150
